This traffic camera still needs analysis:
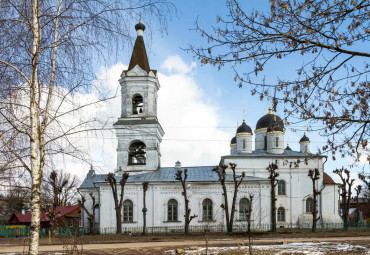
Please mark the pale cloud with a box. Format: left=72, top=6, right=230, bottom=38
left=160, top=55, right=196, bottom=74
left=53, top=56, right=230, bottom=180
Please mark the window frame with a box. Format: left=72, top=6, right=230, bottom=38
left=306, top=197, right=314, bottom=213
left=239, top=198, right=250, bottom=221
left=278, top=180, right=286, bottom=195
left=122, top=199, right=134, bottom=223
left=167, top=199, right=178, bottom=222
left=277, top=207, right=285, bottom=222
left=202, top=198, right=213, bottom=222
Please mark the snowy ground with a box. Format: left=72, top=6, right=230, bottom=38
left=167, top=242, right=370, bottom=254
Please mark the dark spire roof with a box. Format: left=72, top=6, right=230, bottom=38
left=236, top=121, right=252, bottom=134
left=128, top=22, right=150, bottom=73
left=230, top=136, right=236, bottom=145
left=285, top=145, right=292, bottom=150
left=300, top=134, right=310, bottom=143
left=135, top=22, right=146, bottom=31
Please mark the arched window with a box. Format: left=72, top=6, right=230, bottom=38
left=128, top=141, right=146, bottom=165
left=243, top=139, right=246, bottom=149
left=306, top=197, right=314, bottom=213
left=123, top=200, right=133, bottom=223
left=277, top=207, right=285, bottom=222
left=202, top=198, right=213, bottom=221
left=275, top=137, right=279, bottom=147
left=132, top=94, right=143, bottom=114
left=264, top=136, right=267, bottom=149
left=278, top=180, right=286, bottom=195
left=167, top=199, right=178, bottom=221
left=239, top=198, right=250, bottom=221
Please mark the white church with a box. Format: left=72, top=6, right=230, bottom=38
left=79, top=22, right=342, bottom=231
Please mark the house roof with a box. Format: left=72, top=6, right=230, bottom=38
left=323, top=172, right=337, bottom=185
left=79, top=166, right=269, bottom=189
left=10, top=205, right=80, bottom=223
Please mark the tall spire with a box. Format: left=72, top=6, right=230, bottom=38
left=128, top=20, right=150, bottom=73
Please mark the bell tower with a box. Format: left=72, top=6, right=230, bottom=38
left=114, top=21, right=164, bottom=175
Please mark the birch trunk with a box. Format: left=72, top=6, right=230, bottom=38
left=29, top=0, right=41, bottom=253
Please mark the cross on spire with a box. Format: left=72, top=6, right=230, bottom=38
left=267, top=93, right=272, bottom=114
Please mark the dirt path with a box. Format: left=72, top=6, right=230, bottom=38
left=1, top=236, right=370, bottom=254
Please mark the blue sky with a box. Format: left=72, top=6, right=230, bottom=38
left=74, top=0, right=367, bottom=183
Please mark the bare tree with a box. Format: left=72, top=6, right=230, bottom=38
left=247, top=194, right=254, bottom=255
left=308, top=168, right=321, bottom=232
left=267, top=163, right=279, bottom=232
left=175, top=169, right=197, bottom=235
left=78, top=192, right=97, bottom=234
left=189, top=0, right=370, bottom=163
left=333, top=167, right=354, bottom=230
left=106, top=172, right=129, bottom=234
left=142, top=181, right=149, bottom=235
left=354, top=184, right=362, bottom=223
left=0, top=1, right=174, bottom=253
left=213, top=163, right=245, bottom=233
left=43, top=169, right=79, bottom=232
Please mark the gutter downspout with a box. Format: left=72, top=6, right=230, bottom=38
left=93, top=182, right=101, bottom=231
left=319, top=156, right=328, bottom=226
left=77, top=189, right=84, bottom=228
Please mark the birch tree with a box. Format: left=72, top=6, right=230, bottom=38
left=0, top=1, right=173, bottom=253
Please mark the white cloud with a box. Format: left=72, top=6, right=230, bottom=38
left=51, top=56, right=230, bottom=180
left=160, top=55, right=196, bottom=74
left=158, top=69, right=230, bottom=167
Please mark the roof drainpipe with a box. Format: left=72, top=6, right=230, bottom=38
left=319, top=156, right=328, bottom=226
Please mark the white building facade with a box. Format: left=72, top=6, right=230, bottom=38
left=78, top=22, right=342, bottom=232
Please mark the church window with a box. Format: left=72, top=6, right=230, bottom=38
left=277, top=207, right=285, bottom=222
left=278, top=180, right=286, bottom=195
left=264, top=136, right=267, bottom=150
left=128, top=141, right=146, bottom=165
left=306, top=197, right=314, bottom=213
left=202, top=198, right=213, bottom=221
left=123, top=200, right=133, bottom=223
left=239, top=198, right=250, bottom=221
left=275, top=137, right=279, bottom=147
left=132, top=94, right=143, bottom=115
left=243, top=139, right=246, bottom=149
left=167, top=199, right=178, bottom=221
